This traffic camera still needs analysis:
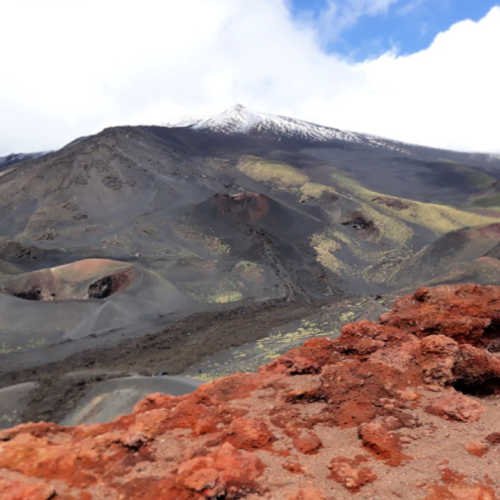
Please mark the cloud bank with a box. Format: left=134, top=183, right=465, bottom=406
left=0, top=0, right=499, bottom=154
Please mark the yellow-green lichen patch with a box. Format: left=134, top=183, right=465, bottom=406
left=0, top=336, right=48, bottom=354
left=207, top=291, right=243, bottom=304
left=333, top=172, right=499, bottom=236
left=238, top=156, right=309, bottom=189
left=192, top=373, right=216, bottom=382
left=356, top=200, right=413, bottom=244
left=171, top=222, right=231, bottom=256
left=253, top=320, right=335, bottom=363
left=299, top=182, right=338, bottom=202
left=233, top=260, right=265, bottom=282
left=339, top=311, right=356, bottom=324
left=310, top=232, right=348, bottom=273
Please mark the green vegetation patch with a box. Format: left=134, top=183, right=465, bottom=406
left=238, top=156, right=309, bottom=189
left=299, top=182, right=338, bottom=202
left=207, top=291, right=243, bottom=304
left=333, top=171, right=499, bottom=236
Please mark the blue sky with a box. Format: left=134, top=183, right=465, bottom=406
left=291, top=0, right=500, bottom=60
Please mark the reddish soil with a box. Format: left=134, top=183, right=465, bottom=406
left=0, top=284, right=499, bottom=499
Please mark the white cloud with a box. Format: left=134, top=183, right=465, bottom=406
left=397, top=0, right=425, bottom=16
left=0, top=0, right=499, bottom=154
left=318, top=0, right=399, bottom=41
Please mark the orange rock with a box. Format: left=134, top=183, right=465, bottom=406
left=358, top=421, right=410, bottom=466
left=0, top=478, right=55, bottom=500
left=292, top=430, right=322, bottom=454
left=226, top=417, right=274, bottom=450
left=465, top=441, right=489, bottom=457
left=176, top=442, right=265, bottom=498
left=329, top=456, right=377, bottom=492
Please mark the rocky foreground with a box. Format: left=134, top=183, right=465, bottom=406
left=1, top=284, right=500, bottom=499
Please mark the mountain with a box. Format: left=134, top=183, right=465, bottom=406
left=0, top=105, right=499, bottom=426
left=0, top=151, right=47, bottom=169
left=188, top=103, right=409, bottom=152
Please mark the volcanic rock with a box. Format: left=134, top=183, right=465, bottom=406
left=0, top=284, right=499, bottom=498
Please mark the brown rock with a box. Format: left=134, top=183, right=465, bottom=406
left=282, top=460, right=304, bottom=474
left=485, top=432, right=500, bottom=445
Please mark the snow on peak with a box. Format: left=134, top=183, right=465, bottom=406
left=188, top=104, right=359, bottom=142
left=183, top=104, right=410, bottom=153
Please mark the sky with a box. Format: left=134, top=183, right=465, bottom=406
left=1, top=0, right=499, bottom=155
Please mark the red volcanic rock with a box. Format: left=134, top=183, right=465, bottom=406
left=358, top=421, right=410, bottom=466
left=422, top=468, right=497, bottom=500
left=426, top=390, right=485, bottom=422
left=380, top=284, right=500, bottom=347
left=292, top=429, right=322, bottom=454
left=176, top=443, right=264, bottom=497
left=0, top=478, right=55, bottom=500
left=423, top=482, right=497, bottom=500
left=226, top=417, right=274, bottom=450
left=0, top=284, right=500, bottom=498
left=465, top=441, right=489, bottom=457
left=329, top=456, right=377, bottom=492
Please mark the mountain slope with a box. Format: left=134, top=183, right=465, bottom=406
left=0, top=107, right=499, bottom=366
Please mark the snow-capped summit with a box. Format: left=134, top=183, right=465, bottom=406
left=184, top=104, right=410, bottom=153
left=188, top=104, right=360, bottom=142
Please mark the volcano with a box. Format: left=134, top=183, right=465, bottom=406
left=0, top=105, right=499, bottom=426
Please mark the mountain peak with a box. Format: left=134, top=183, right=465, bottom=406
left=188, top=103, right=355, bottom=141
left=184, top=104, right=409, bottom=153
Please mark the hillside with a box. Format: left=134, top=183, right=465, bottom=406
left=0, top=105, right=499, bottom=428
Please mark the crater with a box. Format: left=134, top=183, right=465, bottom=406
left=214, top=192, right=270, bottom=225
left=341, top=212, right=378, bottom=235
left=0, top=259, right=136, bottom=302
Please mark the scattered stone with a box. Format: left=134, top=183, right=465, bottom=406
left=465, top=441, right=489, bottom=457
left=329, top=456, right=377, bottom=492
left=426, top=391, right=485, bottom=422
left=292, top=430, right=322, bottom=454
